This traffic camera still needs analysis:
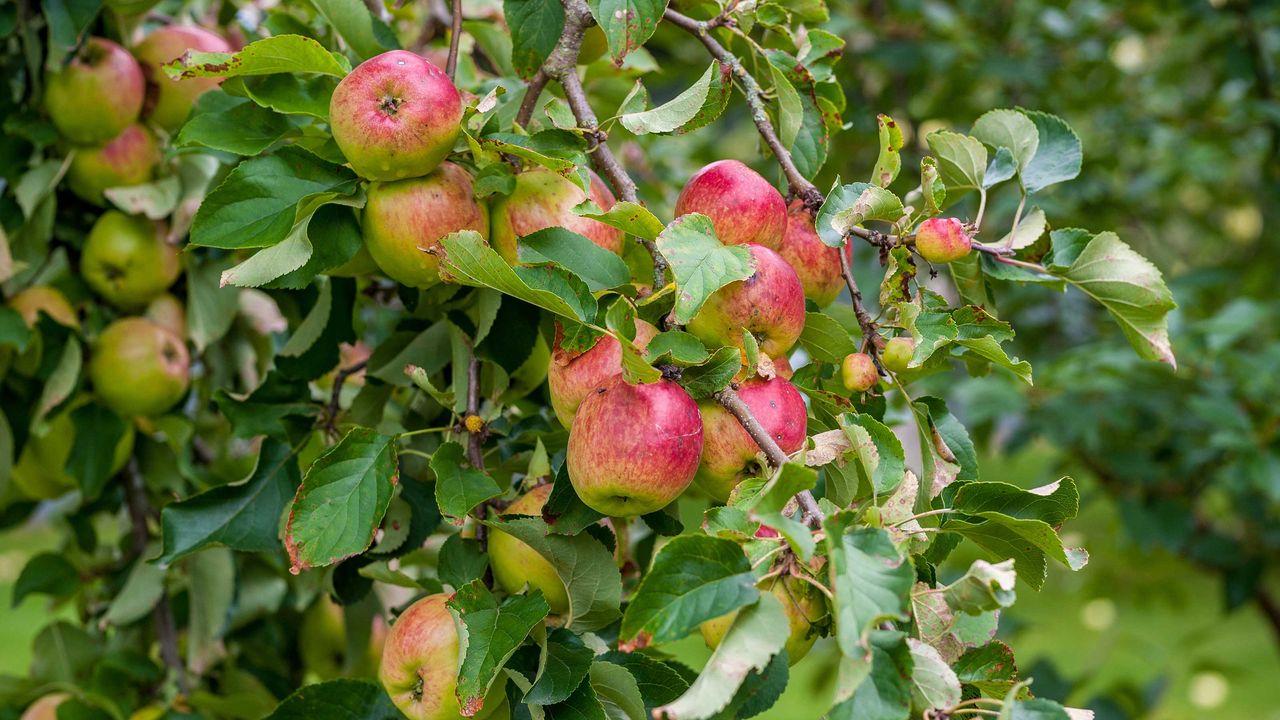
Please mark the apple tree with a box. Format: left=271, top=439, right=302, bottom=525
left=0, top=0, right=1178, bottom=719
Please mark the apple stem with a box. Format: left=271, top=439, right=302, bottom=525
left=445, top=0, right=462, bottom=80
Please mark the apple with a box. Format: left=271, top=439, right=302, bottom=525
left=693, top=376, right=807, bottom=501
left=19, top=693, right=69, bottom=720
left=134, top=26, right=233, bottom=131
left=329, top=50, right=463, bottom=181
left=8, top=286, right=78, bottom=329
left=700, top=574, right=826, bottom=665
left=777, top=200, right=853, bottom=307
left=841, top=352, right=878, bottom=392
left=362, top=162, right=490, bottom=288
left=380, top=593, right=504, bottom=720
left=914, top=217, right=972, bottom=264
left=488, top=484, right=569, bottom=613
left=547, top=319, right=659, bottom=428
left=81, top=210, right=180, bottom=309
left=566, top=377, right=703, bottom=516
left=769, top=352, right=794, bottom=380
left=45, top=38, right=144, bottom=144
left=89, top=317, right=190, bottom=417
left=300, top=594, right=384, bottom=679
left=490, top=168, right=623, bottom=261
left=145, top=293, right=186, bottom=338
left=674, top=160, right=787, bottom=249
left=881, top=336, right=915, bottom=373
left=687, top=243, right=806, bottom=358
left=128, top=706, right=165, bottom=720
left=11, top=397, right=136, bottom=500
left=66, top=124, right=160, bottom=206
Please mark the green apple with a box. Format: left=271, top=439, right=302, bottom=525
left=300, top=594, right=385, bottom=679
left=134, top=26, right=232, bottom=131
left=144, top=293, right=186, bottom=338
left=700, top=574, right=827, bottom=665
left=11, top=397, right=135, bottom=500
left=489, top=484, right=568, bottom=613
left=66, top=124, right=160, bottom=206
left=881, top=336, right=915, bottom=373
left=89, top=317, right=190, bottom=417
left=841, top=352, right=878, bottom=392
left=82, top=210, right=181, bottom=309
left=45, top=38, right=144, bottom=144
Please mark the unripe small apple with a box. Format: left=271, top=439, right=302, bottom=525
left=8, top=286, right=78, bottom=329
left=19, top=693, right=69, bottom=720
left=300, top=594, right=384, bottom=679
left=547, top=319, right=659, bottom=428
left=567, top=377, right=703, bottom=516
left=134, top=26, right=232, bottom=131
left=489, top=484, right=569, bottom=613
left=777, top=200, right=853, bottom=307
left=881, top=336, right=915, bottom=373
left=675, top=160, right=787, bottom=249
left=914, top=217, right=972, bottom=264
left=81, top=211, right=180, bottom=309
left=329, top=50, right=463, bottom=181
left=45, top=39, right=144, bottom=144
left=67, top=124, right=160, bottom=206
left=694, top=376, right=807, bottom=501
left=11, top=397, right=135, bottom=500
left=145, top=293, right=186, bottom=338
left=840, top=352, right=878, bottom=392
left=490, top=168, right=623, bottom=261
left=700, top=574, right=827, bottom=665
left=90, top=317, right=190, bottom=417
left=687, top=243, right=806, bottom=358
left=363, top=162, right=490, bottom=287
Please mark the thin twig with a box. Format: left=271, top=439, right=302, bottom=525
left=445, top=0, right=462, bottom=80
left=465, top=351, right=484, bottom=469
left=715, top=386, right=824, bottom=524
left=124, top=461, right=186, bottom=693
left=516, top=69, right=551, bottom=127
left=326, top=359, right=368, bottom=432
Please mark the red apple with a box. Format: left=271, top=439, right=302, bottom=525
left=687, top=243, right=806, bottom=358
left=547, top=319, right=659, bottom=428
left=489, top=484, right=569, bottom=612
left=329, top=50, right=462, bottom=181
left=694, top=376, right=807, bottom=501
left=81, top=211, right=180, bottom=309
left=914, top=217, right=972, bottom=263
left=777, top=200, right=852, bottom=307
left=45, top=38, right=144, bottom=144
left=8, top=286, right=78, bottom=329
left=89, top=317, right=190, bottom=417
left=841, top=352, right=878, bottom=392
left=362, top=162, right=490, bottom=287
left=490, top=168, right=623, bottom=261
left=135, top=26, right=233, bottom=131
left=566, top=377, right=703, bottom=516
left=674, top=160, right=787, bottom=249
left=67, top=124, right=160, bottom=206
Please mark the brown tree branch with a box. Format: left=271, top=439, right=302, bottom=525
left=840, top=247, right=885, bottom=369
left=326, top=359, right=368, bottom=433
left=715, top=387, right=824, bottom=524
left=464, top=351, right=485, bottom=470
left=124, top=461, right=186, bottom=693
left=445, top=0, right=463, bottom=80
left=516, top=69, right=551, bottom=127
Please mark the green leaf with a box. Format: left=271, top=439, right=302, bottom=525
left=43, top=0, right=102, bottom=65
left=187, top=258, right=239, bottom=352
left=190, top=147, right=359, bottom=250
left=655, top=213, right=755, bottom=324
left=214, top=372, right=316, bottom=439
left=952, top=478, right=1079, bottom=525
left=159, top=438, right=300, bottom=566
left=164, top=34, right=352, bottom=79
left=104, top=176, right=181, bottom=219
left=30, top=621, right=99, bottom=684
left=829, top=184, right=904, bottom=236
left=308, top=0, right=399, bottom=61
left=587, top=661, right=647, bottom=720
left=907, top=638, right=961, bottom=711
left=926, top=131, right=987, bottom=199
left=920, top=157, right=946, bottom=214
left=589, top=0, right=667, bottom=64
left=645, top=330, right=710, bottom=366
left=653, top=592, right=789, bottom=720
left=284, top=428, right=398, bottom=573
left=620, top=62, right=721, bottom=135
left=1019, top=110, right=1082, bottom=194
left=506, top=0, right=564, bottom=79
left=983, top=147, right=1018, bottom=189
left=12, top=553, right=78, bottom=607
left=799, top=311, right=858, bottom=363
left=953, top=641, right=1017, bottom=685
left=744, top=462, right=818, bottom=560
left=448, top=580, right=550, bottom=715
left=941, top=516, right=1087, bottom=591
left=574, top=200, right=665, bottom=241
left=870, top=114, right=904, bottom=188
left=999, top=207, right=1046, bottom=250
left=265, top=679, right=403, bottom=719
left=971, top=109, right=1039, bottom=170
left=518, top=227, right=631, bottom=291
left=32, top=337, right=80, bottom=430
left=599, top=651, right=691, bottom=710
left=229, top=73, right=338, bottom=120
left=102, top=555, right=167, bottom=626
left=431, top=441, right=502, bottom=520
left=823, top=515, right=914, bottom=658
left=525, top=628, right=594, bottom=705
left=439, top=533, right=489, bottom=590
left=677, top=346, right=742, bottom=399
left=66, top=402, right=127, bottom=501
left=769, top=63, right=803, bottom=149
left=619, top=535, right=760, bottom=650
left=943, top=559, right=1017, bottom=615
left=999, top=698, right=1073, bottom=720
left=176, top=92, right=296, bottom=155
left=826, top=632, right=912, bottom=720
left=483, top=517, right=622, bottom=630
left=839, top=413, right=906, bottom=499
left=188, top=547, right=235, bottom=671
left=439, top=230, right=597, bottom=322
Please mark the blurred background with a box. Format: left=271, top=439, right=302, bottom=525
left=3, top=1, right=1277, bottom=718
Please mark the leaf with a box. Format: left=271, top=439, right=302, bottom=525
left=953, top=641, right=1018, bottom=685
left=826, top=631, right=912, bottom=720
left=588, top=661, right=647, bottom=720
left=12, top=553, right=78, bottom=607
left=159, top=438, right=300, bottom=566
left=983, top=147, right=1018, bottom=189
left=439, top=231, right=597, bottom=322
left=999, top=698, right=1073, bottom=720
left=589, top=0, right=667, bottom=64
left=823, top=515, right=914, bottom=658
left=431, top=441, right=502, bottom=520
left=518, top=227, right=631, bottom=291
left=999, top=207, right=1046, bottom=250
left=619, top=535, right=759, bottom=650
left=220, top=222, right=315, bottom=288
left=265, top=679, right=404, bottom=719
left=439, top=534, right=489, bottom=590
left=187, top=258, right=240, bottom=352
left=177, top=92, right=297, bottom=155
left=645, top=331, right=710, bottom=366
left=188, top=547, right=235, bottom=673
left=798, top=311, right=858, bottom=363
left=309, top=0, right=399, bottom=61
left=448, top=580, right=550, bottom=715
left=30, top=621, right=99, bottom=684
left=920, top=157, right=945, bottom=214
left=1049, top=231, right=1177, bottom=367
left=839, top=413, right=906, bottom=499
left=574, top=200, right=665, bottom=241
left=483, top=517, right=622, bottom=630
left=944, top=560, right=1017, bottom=615
left=769, top=63, right=803, bottom=149
left=190, top=147, right=358, bottom=250
left=214, top=372, right=316, bottom=439
left=525, top=628, right=595, bottom=705
left=971, top=109, right=1039, bottom=170
left=284, top=428, right=398, bottom=573
left=942, top=517, right=1087, bottom=591
left=678, top=346, right=742, bottom=399
left=230, top=73, right=338, bottom=120
left=164, top=34, right=351, bottom=79
left=827, top=183, right=904, bottom=237
left=102, top=556, right=167, bottom=626
left=599, top=652, right=691, bottom=710
left=66, top=402, right=127, bottom=501
left=620, top=63, right=721, bottom=135
left=104, top=176, right=182, bottom=219
left=926, top=131, right=987, bottom=198
left=32, top=337, right=80, bottom=429
left=506, top=0, right=565, bottom=79
left=870, top=114, right=904, bottom=188
left=655, top=214, right=755, bottom=324
left=951, top=478, right=1079, bottom=525
left=1019, top=110, right=1082, bottom=194
left=743, top=462, right=818, bottom=560
left=907, top=638, right=961, bottom=711
left=653, top=592, right=789, bottom=720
